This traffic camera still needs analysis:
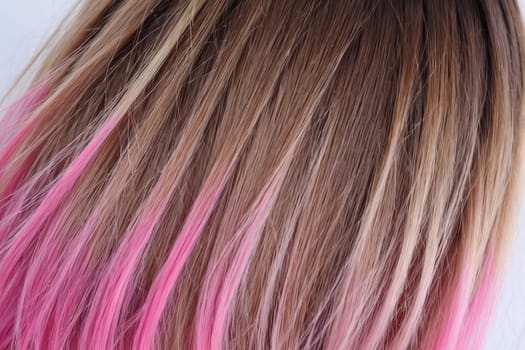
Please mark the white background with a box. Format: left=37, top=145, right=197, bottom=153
left=0, top=1, right=524, bottom=348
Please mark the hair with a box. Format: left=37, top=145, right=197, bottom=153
left=0, top=0, right=524, bottom=349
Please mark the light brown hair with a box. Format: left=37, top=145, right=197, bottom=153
left=0, top=0, right=524, bottom=349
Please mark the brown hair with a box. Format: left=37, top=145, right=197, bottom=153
left=0, top=0, right=524, bottom=349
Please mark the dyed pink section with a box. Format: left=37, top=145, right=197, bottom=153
left=431, top=247, right=497, bottom=350
left=33, top=212, right=105, bottom=349
left=15, top=208, right=65, bottom=348
left=0, top=110, right=122, bottom=348
left=456, top=247, right=497, bottom=350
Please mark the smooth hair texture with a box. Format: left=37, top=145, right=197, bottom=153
left=0, top=0, right=524, bottom=349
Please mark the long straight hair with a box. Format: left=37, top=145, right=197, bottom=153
left=0, top=1, right=524, bottom=349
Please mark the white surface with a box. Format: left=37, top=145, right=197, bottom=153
left=0, top=0, right=73, bottom=95
left=0, top=1, right=524, bottom=349
left=480, top=2, right=525, bottom=348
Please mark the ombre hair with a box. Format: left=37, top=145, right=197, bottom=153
left=0, top=1, right=524, bottom=349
